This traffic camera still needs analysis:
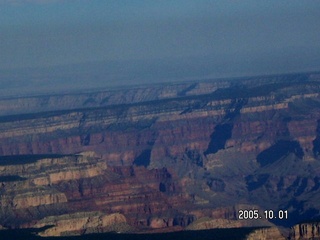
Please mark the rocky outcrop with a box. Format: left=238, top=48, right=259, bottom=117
left=0, top=152, right=194, bottom=230
left=289, top=222, right=320, bottom=240
left=12, top=190, right=67, bottom=209
left=246, top=227, right=286, bottom=240
left=34, top=212, right=129, bottom=236
left=186, top=218, right=243, bottom=230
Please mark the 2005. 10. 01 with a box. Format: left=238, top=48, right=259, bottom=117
left=238, top=209, right=288, bottom=220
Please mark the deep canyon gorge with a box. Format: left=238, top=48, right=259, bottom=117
left=1, top=72, right=320, bottom=239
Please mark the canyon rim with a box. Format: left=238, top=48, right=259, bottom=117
left=0, top=72, right=320, bottom=239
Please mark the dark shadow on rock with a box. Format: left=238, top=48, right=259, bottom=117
left=204, top=99, right=247, bottom=156
left=133, top=149, right=151, bottom=167
left=313, top=120, right=320, bottom=158
left=206, top=178, right=226, bottom=192
left=245, top=174, right=270, bottom=192
left=80, top=134, right=90, bottom=146
left=257, top=140, right=304, bottom=167
left=204, top=123, right=233, bottom=155
left=185, top=149, right=203, bottom=167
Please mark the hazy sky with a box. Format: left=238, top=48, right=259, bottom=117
left=0, top=0, right=320, bottom=90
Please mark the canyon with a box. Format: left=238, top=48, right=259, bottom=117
left=0, top=72, right=320, bottom=239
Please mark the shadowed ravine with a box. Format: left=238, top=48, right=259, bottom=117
left=0, top=72, right=320, bottom=239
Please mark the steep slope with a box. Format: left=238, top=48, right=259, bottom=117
left=0, top=72, right=320, bottom=235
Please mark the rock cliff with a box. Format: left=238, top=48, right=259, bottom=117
left=289, top=221, right=320, bottom=240
left=245, top=227, right=286, bottom=240
left=0, top=72, right=320, bottom=236
left=34, top=212, right=129, bottom=236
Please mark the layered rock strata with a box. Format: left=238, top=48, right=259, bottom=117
left=34, top=212, right=129, bottom=236
left=289, top=222, right=320, bottom=240
left=0, top=72, right=320, bottom=235
left=0, top=152, right=195, bottom=232
left=245, top=227, right=286, bottom=240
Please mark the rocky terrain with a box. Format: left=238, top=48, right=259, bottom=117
left=288, top=221, right=320, bottom=240
left=0, top=72, right=320, bottom=238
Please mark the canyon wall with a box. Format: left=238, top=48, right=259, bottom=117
left=289, top=222, right=320, bottom=240
left=0, top=72, right=320, bottom=236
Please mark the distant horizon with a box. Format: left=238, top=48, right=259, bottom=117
left=0, top=0, right=319, bottom=92
left=0, top=61, right=319, bottom=99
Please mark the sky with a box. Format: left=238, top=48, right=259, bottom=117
left=0, top=0, right=320, bottom=93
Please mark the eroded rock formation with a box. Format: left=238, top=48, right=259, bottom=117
left=34, top=212, right=129, bottom=236
left=289, top=222, right=320, bottom=240
left=0, top=72, right=320, bottom=236
left=245, top=227, right=286, bottom=240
